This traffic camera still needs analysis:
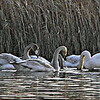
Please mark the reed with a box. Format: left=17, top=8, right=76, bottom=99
left=0, top=0, right=100, bottom=60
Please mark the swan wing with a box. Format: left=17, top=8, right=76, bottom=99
left=31, top=56, right=50, bottom=64
left=64, top=61, right=79, bottom=67
left=17, top=59, right=54, bottom=71
left=0, top=64, right=15, bottom=70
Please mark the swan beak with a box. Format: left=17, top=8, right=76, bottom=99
left=77, top=55, right=85, bottom=70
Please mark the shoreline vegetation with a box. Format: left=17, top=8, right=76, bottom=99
left=0, top=0, right=100, bottom=60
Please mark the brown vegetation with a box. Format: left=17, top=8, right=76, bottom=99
left=0, top=0, right=100, bottom=60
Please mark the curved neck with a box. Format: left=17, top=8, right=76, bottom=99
left=23, top=45, right=31, bottom=60
left=77, top=51, right=91, bottom=70
left=58, top=54, right=64, bottom=69
left=52, top=46, right=67, bottom=71
left=22, top=43, right=39, bottom=60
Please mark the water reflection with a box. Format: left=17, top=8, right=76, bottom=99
left=0, top=68, right=99, bottom=100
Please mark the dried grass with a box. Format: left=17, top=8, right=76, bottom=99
left=0, top=0, right=100, bottom=60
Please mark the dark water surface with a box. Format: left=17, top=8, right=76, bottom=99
left=0, top=68, right=100, bottom=100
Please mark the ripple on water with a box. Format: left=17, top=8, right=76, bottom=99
left=0, top=69, right=100, bottom=100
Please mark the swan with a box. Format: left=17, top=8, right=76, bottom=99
left=22, top=43, right=50, bottom=64
left=22, top=43, right=65, bottom=69
left=23, top=43, right=65, bottom=68
left=11, top=46, right=67, bottom=72
left=0, top=58, right=15, bottom=70
left=66, top=55, right=80, bottom=64
left=22, top=43, right=39, bottom=60
left=23, top=43, right=79, bottom=68
left=63, top=60, right=79, bottom=68
left=0, top=53, right=23, bottom=70
left=77, top=50, right=100, bottom=70
left=0, top=64, right=15, bottom=70
left=63, top=55, right=80, bottom=68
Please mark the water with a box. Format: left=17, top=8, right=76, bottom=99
left=0, top=68, right=100, bottom=100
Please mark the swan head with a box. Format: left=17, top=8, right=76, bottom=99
left=30, top=43, right=40, bottom=57
left=52, top=46, right=67, bottom=71
left=60, top=46, right=67, bottom=57
left=77, top=50, right=91, bottom=70
left=81, top=50, right=91, bottom=58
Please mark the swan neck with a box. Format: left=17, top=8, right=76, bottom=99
left=52, top=46, right=66, bottom=71
left=23, top=46, right=31, bottom=60
left=23, top=43, right=39, bottom=60
left=77, top=55, right=85, bottom=70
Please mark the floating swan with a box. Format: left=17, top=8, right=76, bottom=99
left=63, top=60, right=79, bottom=68
left=22, top=43, right=50, bottom=64
left=77, top=50, right=100, bottom=70
left=23, top=43, right=80, bottom=68
left=66, top=55, right=80, bottom=64
left=22, top=43, right=39, bottom=60
left=11, top=46, right=67, bottom=72
left=0, top=58, right=15, bottom=70
left=23, top=43, right=66, bottom=69
left=0, top=64, right=15, bottom=70
left=63, top=55, right=80, bottom=68
left=0, top=53, right=23, bottom=70
left=50, top=46, right=67, bottom=70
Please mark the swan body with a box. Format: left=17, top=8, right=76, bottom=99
left=66, top=55, right=80, bottom=64
left=0, top=53, right=22, bottom=62
left=0, top=58, right=15, bottom=70
left=12, top=46, right=67, bottom=72
left=63, top=55, right=80, bottom=68
left=0, top=58, right=9, bottom=65
left=22, top=43, right=64, bottom=68
left=22, top=43, right=50, bottom=64
left=0, top=64, right=15, bottom=70
left=12, top=59, right=54, bottom=72
left=77, top=50, right=100, bottom=70
left=0, top=53, right=23, bottom=70
left=31, top=55, right=50, bottom=64
left=63, top=60, right=79, bottom=68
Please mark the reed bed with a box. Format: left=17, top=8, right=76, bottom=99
left=0, top=0, right=100, bottom=60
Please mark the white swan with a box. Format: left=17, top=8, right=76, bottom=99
left=66, top=55, right=80, bottom=64
left=22, top=43, right=50, bottom=64
left=11, top=46, right=67, bottom=72
left=0, top=58, right=15, bottom=70
left=23, top=43, right=65, bottom=68
left=0, top=53, right=23, bottom=70
left=63, top=60, right=79, bottom=68
left=22, top=43, right=39, bottom=60
left=63, top=55, right=80, bottom=68
left=77, top=50, right=100, bottom=70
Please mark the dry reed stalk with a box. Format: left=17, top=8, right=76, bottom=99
left=0, top=0, right=100, bottom=60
